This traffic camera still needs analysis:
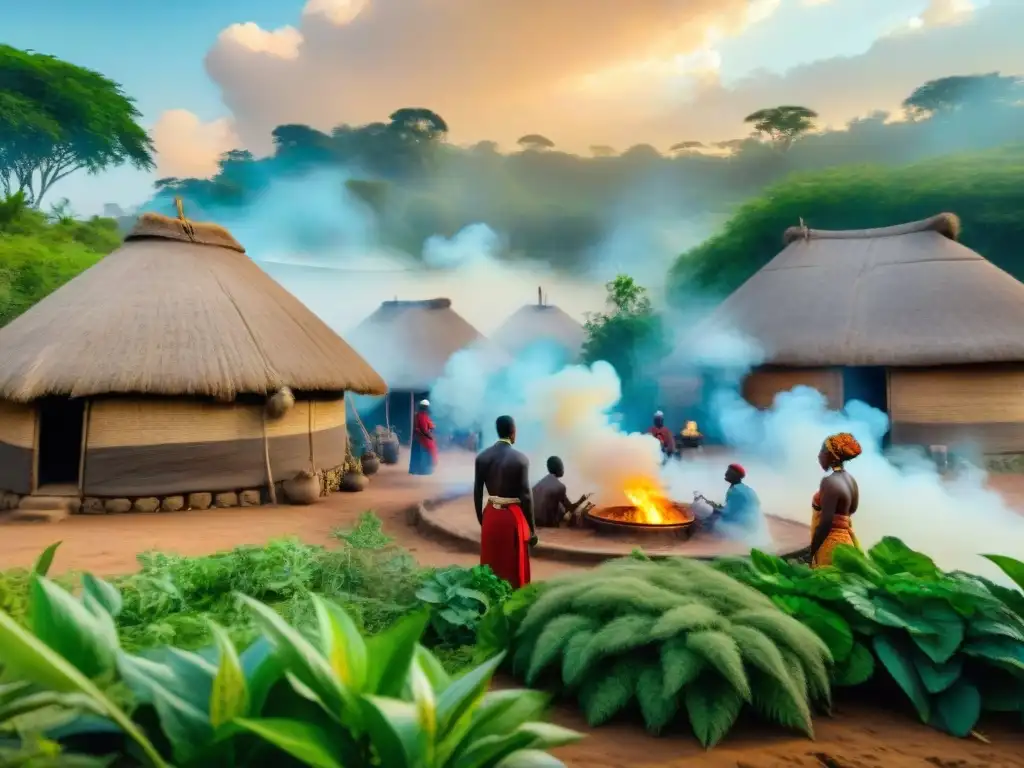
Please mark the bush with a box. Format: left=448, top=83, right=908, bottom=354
left=416, top=565, right=513, bottom=647
left=0, top=568, right=583, bottom=767
left=669, top=145, right=1024, bottom=299
left=715, top=537, right=1024, bottom=737
left=493, top=557, right=832, bottom=748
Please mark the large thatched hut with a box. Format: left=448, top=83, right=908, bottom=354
left=0, top=212, right=386, bottom=512
left=705, top=213, right=1024, bottom=454
left=491, top=288, right=586, bottom=363
left=348, top=298, right=508, bottom=442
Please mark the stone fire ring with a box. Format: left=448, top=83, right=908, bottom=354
left=412, top=494, right=811, bottom=566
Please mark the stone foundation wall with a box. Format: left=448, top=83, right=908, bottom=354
left=0, top=463, right=348, bottom=514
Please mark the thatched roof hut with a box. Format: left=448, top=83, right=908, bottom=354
left=706, top=213, right=1024, bottom=453
left=348, top=298, right=508, bottom=391
left=491, top=289, right=586, bottom=361
left=0, top=211, right=385, bottom=508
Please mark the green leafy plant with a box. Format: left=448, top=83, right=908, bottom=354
left=503, top=557, right=832, bottom=748
left=417, top=566, right=513, bottom=647
left=717, top=537, right=1024, bottom=737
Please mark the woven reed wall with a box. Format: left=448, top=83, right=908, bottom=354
left=742, top=368, right=843, bottom=410
left=0, top=399, right=35, bottom=448
left=889, top=367, right=1024, bottom=424
left=87, top=398, right=264, bottom=448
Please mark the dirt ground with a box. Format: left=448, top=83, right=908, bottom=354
left=3, top=456, right=1024, bottom=767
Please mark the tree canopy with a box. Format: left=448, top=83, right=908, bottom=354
left=903, top=73, right=1022, bottom=118
left=517, top=134, right=555, bottom=151
left=744, top=105, right=818, bottom=150
left=0, top=45, right=154, bottom=207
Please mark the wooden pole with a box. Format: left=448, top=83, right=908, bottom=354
left=308, top=400, right=316, bottom=472
left=262, top=409, right=277, bottom=504
left=30, top=406, right=41, bottom=493
left=77, top=400, right=91, bottom=497
left=409, top=392, right=415, bottom=448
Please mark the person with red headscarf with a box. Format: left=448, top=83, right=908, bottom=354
left=810, top=432, right=863, bottom=567
left=706, top=463, right=761, bottom=529
left=409, top=400, right=439, bottom=475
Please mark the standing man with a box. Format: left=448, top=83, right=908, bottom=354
left=532, top=456, right=591, bottom=528
left=409, top=399, right=438, bottom=475
left=648, top=411, right=676, bottom=461
left=474, top=415, right=536, bottom=588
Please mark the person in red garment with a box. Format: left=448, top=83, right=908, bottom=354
left=474, top=414, right=536, bottom=588
left=409, top=399, right=439, bottom=475
left=648, top=410, right=676, bottom=462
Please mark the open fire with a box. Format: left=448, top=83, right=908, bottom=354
left=587, top=480, right=693, bottom=528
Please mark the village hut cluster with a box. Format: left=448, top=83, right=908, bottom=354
left=673, top=213, right=1024, bottom=456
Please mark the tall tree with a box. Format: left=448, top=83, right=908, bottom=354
left=387, top=108, right=449, bottom=143
left=271, top=124, right=334, bottom=161
left=590, top=145, right=616, bottom=157
left=902, top=73, right=1022, bottom=119
left=744, top=105, right=818, bottom=150
left=516, top=134, right=555, bottom=151
left=0, top=45, right=154, bottom=207
left=669, top=141, right=705, bottom=154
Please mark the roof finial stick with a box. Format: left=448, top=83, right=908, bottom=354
left=538, top=286, right=542, bottom=306
left=174, top=197, right=197, bottom=242
left=798, top=217, right=810, bottom=242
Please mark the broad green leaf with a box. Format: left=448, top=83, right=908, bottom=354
left=365, top=611, right=430, bottom=697
left=981, top=554, right=1024, bottom=594
left=416, top=585, right=445, bottom=604
left=416, top=644, right=453, bottom=694
left=454, top=587, right=491, bottom=608
left=460, top=689, right=550, bottom=745
left=240, top=636, right=282, bottom=715
left=436, top=652, right=505, bottom=738
left=873, top=635, right=930, bottom=722
left=360, top=695, right=426, bottom=768
left=409, top=657, right=438, bottom=763
left=0, top=609, right=168, bottom=768
left=311, top=595, right=368, bottom=693
left=967, top=617, right=1024, bottom=644
left=234, top=717, right=345, bottom=768
left=122, top=647, right=216, bottom=712
left=684, top=674, right=744, bottom=748
left=80, top=574, right=123, bottom=619
left=750, top=549, right=786, bottom=575
left=961, top=637, right=1024, bottom=672
left=832, top=642, right=874, bottom=687
left=771, top=595, right=853, bottom=662
left=868, top=537, right=940, bottom=578
left=453, top=722, right=582, bottom=768
left=934, top=679, right=981, bottom=737
left=32, top=542, right=61, bottom=577
left=208, top=621, right=248, bottom=727
left=831, top=545, right=885, bottom=583
left=117, top=652, right=215, bottom=763
left=912, top=652, right=962, bottom=694
left=237, top=593, right=347, bottom=715
left=494, top=749, right=568, bottom=767
left=28, top=575, right=115, bottom=679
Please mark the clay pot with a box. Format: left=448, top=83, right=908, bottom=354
left=361, top=452, right=380, bottom=476
left=340, top=472, right=368, bottom=493
left=282, top=471, right=321, bottom=505
left=379, top=436, right=400, bottom=465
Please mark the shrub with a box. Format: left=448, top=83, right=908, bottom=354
left=499, top=557, right=832, bottom=747
left=417, top=565, right=513, bottom=646
left=716, top=537, right=1024, bottom=737
left=0, top=566, right=584, bottom=766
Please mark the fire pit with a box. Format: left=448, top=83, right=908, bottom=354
left=583, top=483, right=698, bottom=542
left=584, top=502, right=696, bottom=541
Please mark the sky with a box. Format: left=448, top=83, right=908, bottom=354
left=3, top=0, right=1019, bottom=216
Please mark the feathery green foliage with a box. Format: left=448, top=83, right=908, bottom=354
left=505, top=557, right=830, bottom=747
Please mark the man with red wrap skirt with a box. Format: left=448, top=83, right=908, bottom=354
left=474, top=415, right=536, bottom=588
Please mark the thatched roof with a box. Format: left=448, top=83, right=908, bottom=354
left=707, top=213, right=1024, bottom=366
left=0, top=212, right=387, bottom=402
left=491, top=303, right=586, bottom=360
left=349, top=298, right=510, bottom=391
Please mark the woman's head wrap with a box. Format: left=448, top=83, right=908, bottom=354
left=823, top=432, right=862, bottom=463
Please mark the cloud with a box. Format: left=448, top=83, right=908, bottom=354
left=202, top=0, right=1022, bottom=153
left=151, top=109, right=241, bottom=178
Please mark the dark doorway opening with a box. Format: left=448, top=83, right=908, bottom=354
left=37, top=397, right=86, bottom=488
left=842, top=367, right=890, bottom=445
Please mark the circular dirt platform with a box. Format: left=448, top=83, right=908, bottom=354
left=415, top=495, right=810, bottom=564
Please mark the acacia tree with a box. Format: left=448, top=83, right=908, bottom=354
left=0, top=45, right=154, bottom=207
left=902, top=73, right=1022, bottom=119
left=516, top=134, right=555, bottom=151
left=744, top=105, right=818, bottom=150
left=669, top=140, right=705, bottom=154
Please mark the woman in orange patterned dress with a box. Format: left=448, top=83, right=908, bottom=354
left=810, top=432, right=863, bottom=568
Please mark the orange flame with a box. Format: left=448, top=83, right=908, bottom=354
left=623, top=481, right=671, bottom=525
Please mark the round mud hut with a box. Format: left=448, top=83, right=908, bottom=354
left=0, top=211, right=386, bottom=514
left=348, top=298, right=509, bottom=443
left=491, top=287, right=586, bottom=364
left=704, top=213, right=1024, bottom=454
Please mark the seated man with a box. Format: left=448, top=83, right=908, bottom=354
left=709, top=463, right=761, bottom=528
left=532, top=456, right=591, bottom=528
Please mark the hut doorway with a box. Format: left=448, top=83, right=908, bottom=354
left=842, top=367, right=890, bottom=443
left=37, top=397, right=86, bottom=490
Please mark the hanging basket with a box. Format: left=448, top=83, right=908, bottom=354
left=361, top=451, right=380, bottom=476
left=283, top=469, right=320, bottom=505
left=266, top=387, right=295, bottom=419
left=340, top=471, right=368, bottom=492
